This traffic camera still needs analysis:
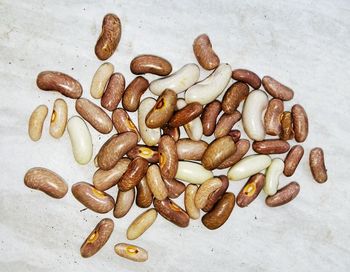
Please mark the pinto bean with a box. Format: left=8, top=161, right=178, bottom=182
left=130, top=55, right=172, bottom=76
left=265, top=182, right=300, bottom=207
left=158, top=135, right=178, bottom=179
left=193, top=34, right=220, bottom=70
left=231, top=69, right=261, bottom=89
left=101, top=73, right=125, bottom=111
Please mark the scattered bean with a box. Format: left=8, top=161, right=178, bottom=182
left=252, top=139, right=290, bottom=154
left=169, top=102, right=203, bottom=127
left=50, top=99, right=67, bottom=138
left=231, top=69, right=261, bottom=89
left=90, top=62, right=114, bottom=99
left=130, top=54, right=172, bottom=76
left=262, top=76, right=294, bottom=101
left=138, top=98, right=161, bottom=146
left=218, top=139, right=250, bottom=169
left=162, top=124, right=180, bottom=141
left=228, top=129, right=241, bottom=142
left=292, top=104, right=308, bottom=142
left=283, top=145, right=304, bottom=177
left=127, top=209, right=157, bottom=240
left=265, top=181, right=300, bottom=207
left=101, top=73, right=125, bottom=111
left=163, top=178, right=186, bottom=199
left=202, top=175, right=229, bottom=212
left=177, top=99, right=203, bottom=141
left=118, top=157, right=148, bottom=192
left=280, top=111, right=294, bottom=140
left=28, top=105, right=48, bottom=141
left=309, top=147, right=327, bottom=183
left=127, top=145, right=159, bottom=163
left=194, top=177, right=222, bottom=209
left=153, top=198, right=190, bottom=228
left=236, top=173, right=265, bottom=207
left=193, top=34, right=220, bottom=70
left=114, top=243, right=148, bottom=262
left=122, top=76, right=149, bottom=112
left=222, top=82, right=249, bottom=114
left=158, top=135, right=178, bottom=179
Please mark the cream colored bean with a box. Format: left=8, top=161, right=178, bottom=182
left=114, top=243, right=148, bottom=262
left=113, top=188, right=135, bottom=218
left=185, top=63, right=231, bottom=105
left=138, top=98, right=161, bottom=146
left=185, top=184, right=200, bottom=219
left=177, top=99, right=203, bottom=141
left=67, top=116, right=93, bottom=165
left=127, top=209, right=157, bottom=240
left=28, top=105, right=48, bottom=141
left=146, top=165, right=168, bottom=201
left=228, top=155, right=272, bottom=181
left=176, top=161, right=213, bottom=184
left=49, top=99, right=67, bottom=138
left=263, top=158, right=284, bottom=196
left=90, top=62, right=114, bottom=99
left=242, top=90, right=268, bottom=141
left=194, top=177, right=222, bottom=209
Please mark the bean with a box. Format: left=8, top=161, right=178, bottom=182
left=146, top=165, right=168, bottom=201
left=95, top=13, right=121, bottom=60
left=218, top=139, right=250, bottom=169
left=161, top=124, right=180, bottom=141
left=49, top=99, right=67, bottom=138
left=193, top=34, right=220, bottom=70
left=222, top=82, right=249, bottom=114
left=112, top=108, right=141, bottom=141
left=130, top=54, right=172, bottom=76
left=153, top=198, right=190, bottom=228
left=80, top=218, right=114, bottom=258
left=36, top=71, right=82, bottom=99
left=136, top=177, right=153, bottom=208
left=127, top=145, right=159, bottom=163
left=118, top=157, right=148, bottom=192
left=127, top=209, right=157, bottom=240
left=265, top=181, right=300, bottom=207
left=24, top=167, right=68, bottom=199
left=28, top=105, right=48, bottom=141
left=280, top=111, right=294, bottom=140
left=75, top=98, right=113, bottom=134
left=292, top=104, right=308, bottom=142
left=264, top=98, right=284, bottom=136
left=263, top=158, right=284, bottom=196
left=252, top=139, right=290, bottom=154
left=184, top=184, right=200, bottom=219
left=90, top=62, right=114, bottom=99
left=71, top=182, right=114, bottom=213
left=163, top=178, right=185, bottom=199
left=262, top=76, right=294, bottom=101
left=138, top=98, right=161, bottom=146
left=228, top=129, right=241, bottom=143
left=176, top=161, right=213, bottom=184
left=283, top=145, right=304, bottom=177
left=201, top=100, right=221, bottom=136
left=113, top=188, right=135, bottom=218
left=122, top=76, right=149, bottom=112
left=169, top=102, right=203, bottom=128
left=101, top=73, right=125, bottom=111
left=236, top=173, right=265, bottom=208
left=176, top=139, right=208, bottom=161
left=194, top=178, right=222, bottom=209
left=158, top=135, right=178, bottom=180
left=214, top=111, right=241, bottom=138
left=202, top=175, right=229, bottom=212
left=114, top=243, right=148, bottom=262
left=202, top=192, right=235, bottom=230
left=231, top=69, right=261, bottom=89
left=309, top=148, right=327, bottom=183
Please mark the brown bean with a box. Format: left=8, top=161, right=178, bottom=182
left=265, top=182, right=300, bottom=207
left=194, top=178, right=222, bottom=209
left=202, top=175, right=229, bottom=212
left=36, top=71, right=82, bottom=99
left=201, top=100, right=221, bottom=136
left=136, top=177, right=153, bottom=208
left=127, top=145, right=159, bottom=163
left=93, top=158, right=130, bottom=191
left=202, top=136, right=236, bottom=170
left=227, top=129, right=241, bottom=142
left=163, top=178, right=185, bottom=199
left=214, top=111, right=241, bottom=138
left=309, top=148, right=327, bottom=183
left=95, top=13, right=121, bottom=60
left=130, top=55, right=172, bottom=76
left=202, top=192, right=235, bottom=230
left=162, top=124, right=180, bottom=141
left=280, top=111, right=294, bottom=141
left=118, top=157, right=148, bottom=192
left=146, top=165, right=168, bottom=200
left=262, top=76, right=294, bottom=101
left=158, top=135, right=178, bottom=179
left=28, top=105, right=48, bottom=141
left=176, top=139, right=208, bottom=161
left=97, top=132, right=138, bottom=170
left=222, top=82, right=249, bottom=114
left=218, top=139, right=250, bottom=169
left=193, top=34, right=220, bottom=70
left=236, top=173, right=265, bottom=207
left=168, top=102, right=203, bottom=127
left=112, top=108, right=141, bottom=141
left=264, top=98, right=284, bottom=136
left=153, top=198, right=190, bottom=228
left=114, top=243, right=148, bottom=262
left=122, top=76, right=149, bottom=112
left=283, top=145, right=304, bottom=177
left=71, top=182, right=115, bottom=213
left=24, top=167, right=68, bottom=199
left=80, top=218, right=114, bottom=258
left=292, top=104, right=308, bottom=142
left=101, top=73, right=125, bottom=111
left=231, top=69, right=261, bottom=89
left=252, top=139, right=290, bottom=154
left=113, top=188, right=135, bottom=218
left=75, top=98, right=113, bottom=134
left=184, top=184, right=200, bottom=219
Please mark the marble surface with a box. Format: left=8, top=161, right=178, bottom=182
left=0, top=0, right=350, bottom=271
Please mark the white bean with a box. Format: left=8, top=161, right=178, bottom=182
left=90, top=62, right=114, bottom=99
left=138, top=98, right=161, bottom=146
left=28, top=104, right=48, bottom=141
left=50, top=98, right=68, bottom=138
left=263, top=158, right=284, bottom=196
left=177, top=99, right=203, bottom=141
left=176, top=161, right=213, bottom=184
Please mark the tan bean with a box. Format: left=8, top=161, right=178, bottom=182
left=75, top=98, right=113, bottom=134
left=146, top=165, right=168, bottom=201
left=112, top=108, right=141, bottom=141
left=127, top=209, right=157, bottom=240
left=158, top=135, right=178, bottom=179
left=130, top=55, right=172, bottom=76
left=24, top=167, right=68, bottom=199
left=231, top=69, right=261, bottom=89
left=97, top=132, right=138, bottom=170
left=114, top=243, right=148, bottom=262
left=136, top=177, right=153, bottom=208
left=153, top=198, right=190, bottom=228
left=176, top=139, right=208, bottom=161
left=113, top=188, right=135, bottom=218
left=228, top=129, right=241, bottom=143
left=101, top=73, right=125, bottom=111
left=193, top=34, right=220, bottom=70
left=265, top=181, right=300, bottom=207
left=185, top=184, right=200, bottom=219
left=252, top=139, right=290, bottom=154
left=201, top=100, right=221, bottom=136
left=95, top=13, right=121, bottom=60
left=162, top=125, right=180, bottom=141
left=214, top=111, right=241, bottom=138
left=236, top=173, right=265, bottom=208
left=218, top=139, right=250, bottom=169
left=93, top=158, right=130, bottom=191
left=122, top=76, right=149, bottom=112
left=145, top=89, right=177, bottom=128
left=80, top=218, right=114, bottom=258
left=284, top=145, right=304, bottom=177
left=127, top=145, right=159, bottom=163
left=71, top=182, right=114, bottom=213
left=262, top=76, right=294, bottom=101
left=36, top=71, right=82, bottom=99
left=202, top=192, right=235, bottom=230
left=28, top=105, right=48, bottom=141
left=194, top=178, right=222, bottom=209
left=168, top=102, right=203, bottom=127
left=280, top=111, right=294, bottom=141
left=309, top=148, right=327, bottom=183
left=202, top=136, right=236, bottom=170
left=118, top=157, right=148, bottom=192
left=222, top=82, right=249, bottom=114
left=163, top=178, right=185, bottom=199
left=90, top=62, right=114, bottom=99
left=264, top=98, right=284, bottom=136
left=292, top=104, right=308, bottom=142
left=202, top=176, right=228, bottom=212
left=50, top=99, right=67, bottom=138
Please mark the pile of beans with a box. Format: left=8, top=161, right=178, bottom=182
left=25, top=13, right=328, bottom=262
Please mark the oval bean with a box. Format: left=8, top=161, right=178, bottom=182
left=113, top=188, right=135, bottom=218
left=218, top=139, right=250, bottom=169
left=280, top=111, right=294, bottom=140
left=50, top=99, right=67, bottom=138
left=283, top=145, right=304, bottom=177
left=236, top=173, right=265, bottom=208
left=176, top=161, right=213, bottom=184
left=146, top=165, right=168, bottom=201
left=214, top=111, right=241, bottom=138
left=101, top=73, right=125, bottom=111
left=112, top=108, right=141, bottom=141
left=262, top=76, right=294, bottom=101
left=127, top=145, right=159, bottom=163
left=185, top=184, right=200, bottom=219
left=153, top=198, right=190, bottom=228
left=118, top=157, right=148, bottom=192
left=263, top=158, right=284, bottom=196
left=176, top=139, right=208, bottom=161
left=202, top=175, right=229, bottom=212
left=265, top=181, right=300, bottom=207
left=127, top=209, right=157, bottom=240
left=162, top=124, right=180, bottom=141
left=130, top=54, right=172, bottom=76
left=194, top=178, right=222, bottom=209
left=252, top=139, right=290, bottom=154
left=122, top=76, right=149, bottom=112
left=292, top=104, right=308, bottom=142
left=177, top=99, right=203, bottom=141
left=201, top=100, right=221, bottom=136
left=231, top=69, right=261, bottom=89
left=158, top=135, right=178, bottom=180
left=138, top=98, right=161, bottom=146
left=136, top=177, right=153, bottom=208
left=309, top=147, right=327, bottom=183
left=264, top=98, right=284, bottom=136
left=114, top=243, right=148, bottom=262
left=193, top=34, right=220, bottom=70
left=28, top=105, right=48, bottom=141
left=222, top=82, right=249, bottom=114
left=169, top=102, right=203, bottom=128
left=163, top=178, right=186, bottom=199
left=90, top=62, right=114, bottom=99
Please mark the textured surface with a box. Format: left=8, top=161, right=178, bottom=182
left=0, top=0, right=349, bottom=271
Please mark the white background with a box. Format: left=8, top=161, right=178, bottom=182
left=0, top=0, right=349, bottom=271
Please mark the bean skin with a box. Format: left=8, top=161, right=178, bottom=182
left=101, top=73, right=125, bottom=111
left=202, top=175, right=229, bottom=212
left=309, top=148, right=327, bottom=183
left=283, top=145, right=304, bottom=177
left=201, top=100, right=221, bottom=136
left=252, top=139, right=290, bottom=154
left=231, top=69, right=261, bottom=89
left=262, top=76, right=294, bottom=101
left=122, top=76, right=149, bottom=112
left=265, top=182, right=300, bottom=207
left=214, top=111, right=241, bottom=138
left=193, top=34, right=220, bottom=70
left=236, top=173, right=265, bottom=208
left=153, top=198, right=190, bottom=228
left=222, top=82, right=249, bottom=114
left=292, top=104, right=308, bottom=142
left=118, top=157, right=148, bottom=192
left=158, top=135, right=178, bottom=179
left=130, top=55, right=172, bottom=76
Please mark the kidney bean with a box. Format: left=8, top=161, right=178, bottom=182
left=218, top=139, right=250, bottom=169
left=118, top=157, right=148, bottom=192
left=292, top=104, right=308, bottom=142
left=283, top=145, right=304, bottom=177
left=127, top=209, right=157, bottom=240
left=265, top=182, right=300, bottom=207
left=146, top=164, right=168, bottom=200
left=127, top=145, right=159, bottom=163
left=114, top=243, right=148, bottom=262
left=264, top=98, right=284, bottom=136
left=168, top=102, right=203, bottom=127
left=136, top=177, right=153, bottom=208
left=49, top=99, right=68, bottom=139
left=280, top=111, right=294, bottom=141
left=228, top=129, right=241, bottom=142
left=101, top=73, right=125, bottom=111
left=138, top=98, right=161, bottom=146
left=130, top=54, right=172, bottom=76
left=202, top=175, right=229, bottom=212
left=193, top=34, right=220, bottom=70
left=201, top=100, right=221, bottom=136
left=122, top=76, right=149, bottom=112
left=28, top=105, right=48, bottom=141
left=194, top=178, right=222, bottom=209
left=90, top=62, right=114, bottom=99
left=153, top=198, right=190, bottom=228
left=162, top=124, right=180, bottom=142
left=185, top=184, right=200, bottom=219
left=222, top=82, right=249, bottom=114
left=158, top=135, right=178, bottom=179
left=214, top=111, right=241, bottom=138
left=252, top=139, right=290, bottom=154
left=176, top=139, right=208, bottom=161
left=112, top=108, right=141, bottom=141
left=309, top=147, right=327, bottom=183
left=236, top=173, right=265, bottom=208
left=163, top=178, right=186, bottom=199
left=113, top=188, right=135, bottom=218
left=231, top=69, right=261, bottom=89
left=262, top=76, right=294, bottom=101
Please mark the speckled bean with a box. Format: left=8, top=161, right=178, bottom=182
left=218, top=139, right=250, bottom=169
left=252, top=139, right=290, bottom=154
left=136, top=177, right=153, bottom=208
left=118, top=157, right=148, bottom=192
left=283, top=145, right=304, bottom=177
left=309, top=148, right=327, bottom=183
left=264, top=98, right=284, bottom=136
left=158, top=135, right=178, bottom=180
left=201, top=100, right=221, bottom=136
left=214, top=111, right=241, bottom=138
left=194, top=177, right=222, bottom=209
left=231, top=69, right=261, bottom=89
left=153, top=198, right=190, bottom=227
left=122, top=76, right=149, bottom=112
left=112, top=108, right=141, bottom=141
left=280, top=111, right=294, bottom=140
left=292, top=104, right=308, bottom=142
left=266, top=181, right=300, bottom=207
left=262, top=76, right=294, bottom=101
left=101, top=73, right=125, bottom=111
left=130, top=55, right=172, bottom=76
left=222, top=82, right=249, bottom=114
left=193, top=34, right=220, bottom=70
left=202, top=175, right=229, bottom=212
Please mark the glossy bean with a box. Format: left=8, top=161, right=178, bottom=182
left=28, top=105, right=48, bottom=141
left=236, top=173, right=265, bottom=207
left=218, top=139, right=250, bottom=169
left=283, top=145, right=304, bottom=177
left=252, top=139, right=290, bottom=154
left=176, top=161, right=213, bottom=184
left=118, top=157, right=148, bottom=192
left=222, top=82, right=249, bottom=114
left=263, top=159, right=284, bottom=196
left=169, top=102, right=203, bottom=128
left=153, top=198, right=190, bottom=227
left=130, top=55, right=172, bottom=76
left=113, top=188, right=135, bottom=218
left=161, top=124, right=180, bottom=141
left=214, top=111, right=241, bottom=138
left=50, top=99, right=67, bottom=138
left=202, top=175, right=229, bottom=212
left=101, top=73, right=125, bottom=111
left=158, top=135, right=178, bottom=179
left=231, top=69, right=261, bottom=89
left=265, top=181, right=300, bottom=207
left=194, top=178, right=222, bottom=209
left=292, top=104, right=308, bottom=142
left=90, top=62, right=114, bottom=99
left=163, top=178, right=186, bottom=199
left=193, top=34, right=220, bottom=70
left=184, top=184, right=200, bottom=219
left=114, top=243, right=148, bottom=262
left=262, top=76, right=294, bottom=101
left=136, top=177, right=153, bottom=208
left=127, top=209, right=157, bottom=240
left=146, top=165, right=168, bottom=201
left=112, top=108, right=140, bottom=141
left=176, top=139, right=208, bottom=161
left=138, top=98, right=161, bottom=146
left=122, top=76, right=149, bottom=112
left=264, top=98, right=284, bottom=136
left=177, top=99, right=203, bottom=141
left=309, top=148, right=327, bottom=183
left=201, top=100, right=221, bottom=136
left=127, top=145, right=159, bottom=163
left=280, top=111, right=294, bottom=140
